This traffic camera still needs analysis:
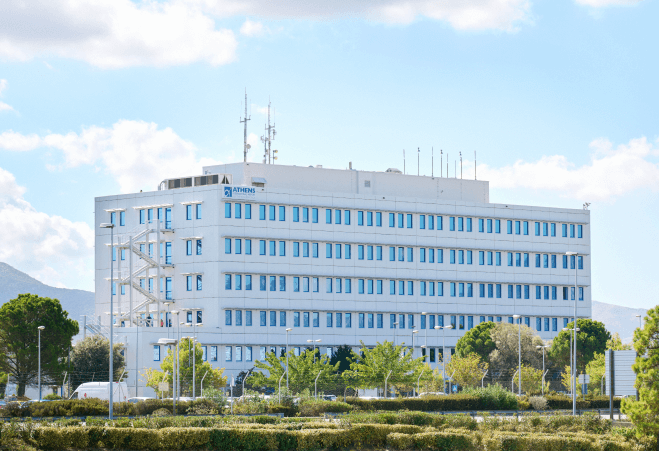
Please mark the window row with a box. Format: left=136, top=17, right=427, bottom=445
left=222, top=238, right=585, bottom=270
left=222, top=202, right=585, bottom=238
left=223, top=309, right=575, bottom=334
left=222, top=274, right=585, bottom=300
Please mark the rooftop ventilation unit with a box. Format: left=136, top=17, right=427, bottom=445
left=386, top=168, right=402, bottom=173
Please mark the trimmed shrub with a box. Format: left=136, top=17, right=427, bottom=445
left=297, top=399, right=352, bottom=417
left=529, top=396, right=549, bottom=411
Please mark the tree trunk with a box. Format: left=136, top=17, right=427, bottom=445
left=18, top=382, right=26, bottom=397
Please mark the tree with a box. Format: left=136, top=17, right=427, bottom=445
left=518, top=364, right=545, bottom=395
left=560, top=365, right=582, bottom=395
left=342, top=341, right=424, bottom=394
left=143, top=337, right=227, bottom=397
left=249, top=349, right=338, bottom=394
left=621, top=305, right=659, bottom=443
left=330, top=345, right=356, bottom=373
left=488, top=323, right=544, bottom=371
left=0, top=294, right=78, bottom=396
left=586, top=353, right=605, bottom=395
left=445, top=353, right=488, bottom=388
left=549, top=319, right=610, bottom=373
left=418, top=366, right=444, bottom=393
left=70, top=335, right=125, bottom=390
left=607, top=332, right=633, bottom=351
left=455, top=322, right=496, bottom=362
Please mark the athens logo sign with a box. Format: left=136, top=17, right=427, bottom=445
left=222, top=186, right=256, bottom=199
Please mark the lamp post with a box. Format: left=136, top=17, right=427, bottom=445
left=307, top=339, right=321, bottom=363
left=513, top=315, right=521, bottom=395
left=566, top=251, right=578, bottom=416
left=185, top=321, right=202, bottom=399
left=435, top=324, right=452, bottom=393
left=285, top=328, right=292, bottom=389
left=158, top=338, right=178, bottom=413
left=563, top=327, right=580, bottom=401
left=393, top=322, right=399, bottom=347
left=636, top=314, right=642, bottom=329
left=412, top=330, right=419, bottom=358
left=171, top=310, right=179, bottom=404
left=421, top=312, right=428, bottom=351
left=38, top=326, right=45, bottom=401
left=100, top=222, right=115, bottom=419
left=536, top=345, right=549, bottom=396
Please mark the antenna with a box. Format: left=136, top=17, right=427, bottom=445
left=460, top=152, right=462, bottom=179
left=432, top=147, right=434, bottom=178
left=240, top=89, right=251, bottom=162
left=260, top=98, right=277, bottom=164
left=403, top=149, right=406, bottom=174
left=417, top=147, right=420, bottom=176
left=474, top=151, right=477, bottom=180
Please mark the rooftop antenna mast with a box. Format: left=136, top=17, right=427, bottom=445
left=460, top=152, right=463, bottom=179
left=474, top=151, right=477, bottom=180
left=403, top=149, right=406, bottom=174
left=260, top=98, right=276, bottom=164
left=240, top=89, right=251, bottom=162
left=417, top=147, right=420, bottom=176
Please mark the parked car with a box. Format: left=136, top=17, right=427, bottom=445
left=322, top=395, right=337, bottom=401
left=127, top=397, right=154, bottom=404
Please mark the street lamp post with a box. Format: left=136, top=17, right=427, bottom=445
left=636, top=314, right=642, bottom=329
left=306, top=339, right=321, bottom=363
left=513, top=315, right=521, bottom=395
left=171, top=310, right=179, bottom=404
left=38, top=326, right=45, bottom=401
left=185, top=321, right=202, bottom=399
left=563, top=327, right=580, bottom=401
left=412, top=330, right=419, bottom=396
left=158, top=338, right=178, bottom=413
left=566, top=251, right=578, bottom=416
left=100, top=222, right=115, bottom=420
left=435, top=324, right=452, bottom=393
left=285, top=328, right=292, bottom=389
left=536, top=345, right=549, bottom=396
left=421, top=312, right=428, bottom=351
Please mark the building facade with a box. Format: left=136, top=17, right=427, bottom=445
left=95, top=162, right=591, bottom=396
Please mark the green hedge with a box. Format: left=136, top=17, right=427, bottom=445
left=9, top=425, right=652, bottom=451
left=545, top=396, right=621, bottom=410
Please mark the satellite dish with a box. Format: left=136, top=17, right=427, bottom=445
left=246, top=144, right=251, bottom=149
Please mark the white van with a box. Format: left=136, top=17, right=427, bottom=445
left=70, top=382, right=129, bottom=403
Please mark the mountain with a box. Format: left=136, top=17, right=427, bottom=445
left=592, top=300, right=648, bottom=345
left=0, top=262, right=94, bottom=331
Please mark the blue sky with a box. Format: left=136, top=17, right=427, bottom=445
left=0, top=0, right=657, bottom=311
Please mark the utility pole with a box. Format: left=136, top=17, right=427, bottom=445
left=240, top=89, right=251, bottom=162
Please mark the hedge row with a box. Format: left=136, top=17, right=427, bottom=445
left=7, top=426, right=651, bottom=451
left=345, top=395, right=621, bottom=412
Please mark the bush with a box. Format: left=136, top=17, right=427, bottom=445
left=529, top=396, right=548, bottom=411
left=461, top=384, right=518, bottom=410
left=297, top=399, right=352, bottom=416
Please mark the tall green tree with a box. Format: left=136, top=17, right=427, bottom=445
left=143, top=337, right=227, bottom=397
left=70, top=335, right=125, bottom=391
left=249, top=349, right=338, bottom=394
left=455, top=321, right=496, bottom=362
left=549, top=319, right=610, bottom=373
left=445, top=353, right=488, bottom=388
left=342, top=341, right=425, bottom=394
left=330, top=344, right=356, bottom=373
left=488, top=323, right=544, bottom=371
left=621, top=306, right=659, bottom=443
left=0, top=294, right=78, bottom=396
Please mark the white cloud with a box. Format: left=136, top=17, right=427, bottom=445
left=0, top=120, right=223, bottom=193
left=240, top=19, right=267, bottom=37
left=0, top=167, right=94, bottom=288
left=0, top=0, right=238, bottom=69
left=0, top=79, right=14, bottom=112
left=574, top=0, right=643, bottom=6
left=195, top=0, right=532, bottom=31
left=477, top=137, right=659, bottom=202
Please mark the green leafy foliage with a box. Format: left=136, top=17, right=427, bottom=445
left=455, top=321, right=496, bottom=362
left=549, top=319, right=611, bottom=373
left=445, top=353, right=488, bottom=388
left=622, top=305, right=659, bottom=439
left=249, top=348, right=339, bottom=394
left=329, top=344, right=356, bottom=373
left=460, top=384, right=518, bottom=410
left=0, top=294, right=78, bottom=396
left=143, top=337, right=227, bottom=397
left=70, top=335, right=125, bottom=390
left=489, top=323, right=544, bottom=371
left=342, top=340, right=425, bottom=392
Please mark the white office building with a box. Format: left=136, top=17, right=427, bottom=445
left=95, top=162, right=590, bottom=396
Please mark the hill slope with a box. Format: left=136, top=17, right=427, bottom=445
left=0, top=262, right=93, bottom=330
left=592, top=300, right=648, bottom=344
